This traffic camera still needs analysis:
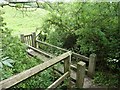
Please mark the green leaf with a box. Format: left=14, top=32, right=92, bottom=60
left=6, top=59, right=15, bottom=63
left=1, top=57, right=9, bottom=61
left=2, top=60, right=13, bottom=68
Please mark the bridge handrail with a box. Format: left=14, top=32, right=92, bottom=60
left=21, top=32, right=96, bottom=78
left=26, top=44, right=54, bottom=58
left=36, top=39, right=89, bottom=62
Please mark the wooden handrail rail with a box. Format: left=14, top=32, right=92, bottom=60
left=18, top=32, right=96, bottom=89
left=23, top=33, right=89, bottom=62
left=70, top=64, right=88, bottom=72
left=36, top=40, right=89, bottom=62
left=22, top=32, right=96, bottom=80
left=26, top=44, right=54, bottom=58
left=47, top=72, right=69, bottom=89
left=72, top=52, right=89, bottom=62
left=36, top=39, right=68, bottom=52
left=24, top=34, right=32, bottom=37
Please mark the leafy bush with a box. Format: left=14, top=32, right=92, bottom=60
left=93, top=71, right=119, bottom=87
left=107, top=58, right=119, bottom=73
left=40, top=2, right=120, bottom=87
left=0, top=10, right=54, bottom=88
left=12, top=69, right=54, bottom=88
left=41, top=2, right=119, bottom=60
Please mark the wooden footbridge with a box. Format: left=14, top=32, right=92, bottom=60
left=0, top=32, right=97, bottom=89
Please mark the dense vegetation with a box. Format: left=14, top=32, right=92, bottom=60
left=0, top=10, right=54, bottom=88
left=39, top=2, right=120, bottom=87
left=0, top=1, right=120, bottom=88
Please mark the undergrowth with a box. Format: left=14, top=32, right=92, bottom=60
left=1, top=10, right=54, bottom=88
left=93, top=71, right=119, bottom=88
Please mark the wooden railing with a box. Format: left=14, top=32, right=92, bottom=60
left=0, top=50, right=87, bottom=89
left=0, top=32, right=96, bottom=89
left=22, top=32, right=96, bottom=78
left=21, top=32, right=96, bottom=77
left=35, top=39, right=96, bottom=79
left=20, top=32, right=36, bottom=47
left=20, top=32, right=96, bottom=87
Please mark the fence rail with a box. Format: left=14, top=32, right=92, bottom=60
left=35, top=39, right=96, bottom=78
left=0, top=32, right=97, bottom=89
left=22, top=32, right=96, bottom=77
left=36, top=39, right=89, bottom=62
left=18, top=32, right=96, bottom=88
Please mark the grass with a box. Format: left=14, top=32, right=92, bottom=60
left=0, top=6, right=48, bottom=36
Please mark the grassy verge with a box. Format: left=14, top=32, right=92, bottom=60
left=1, top=6, right=48, bottom=36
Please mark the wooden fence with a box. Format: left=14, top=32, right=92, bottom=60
left=0, top=51, right=87, bottom=89
left=2, top=32, right=95, bottom=88
left=21, top=32, right=96, bottom=78
left=20, top=32, right=36, bottom=47
left=0, top=51, right=70, bottom=89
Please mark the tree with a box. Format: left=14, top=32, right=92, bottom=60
left=40, top=2, right=120, bottom=87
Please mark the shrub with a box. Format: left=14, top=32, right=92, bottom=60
left=93, top=71, right=119, bottom=87
left=0, top=10, right=54, bottom=88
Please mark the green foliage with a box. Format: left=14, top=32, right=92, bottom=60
left=93, top=71, right=119, bottom=87
left=0, top=55, right=15, bottom=68
left=41, top=2, right=119, bottom=87
left=42, top=2, right=119, bottom=59
left=76, top=28, right=108, bottom=54
left=0, top=10, right=6, bottom=31
left=12, top=69, right=54, bottom=88
left=0, top=10, right=53, bottom=88
left=107, top=58, right=119, bottom=72
left=0, top=10, right=15, bottom=80
left=1, top=30, right=53, bottom=87
left=42, top=2, right=119, bottom=63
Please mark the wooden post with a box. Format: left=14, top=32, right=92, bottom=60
left=64, top=57, right=70, bottom=73
left=76, top=61, right=86, bottom=88
left=32, top=32, right=36, bottom=48
left=20, top=34, right=25, bottom=43
left=64, top=52, right=71, bottom=89
left=88, top=53, right=96, bottom=78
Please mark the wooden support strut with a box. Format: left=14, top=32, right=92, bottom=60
left=47, top=72, right=69, bottom=89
